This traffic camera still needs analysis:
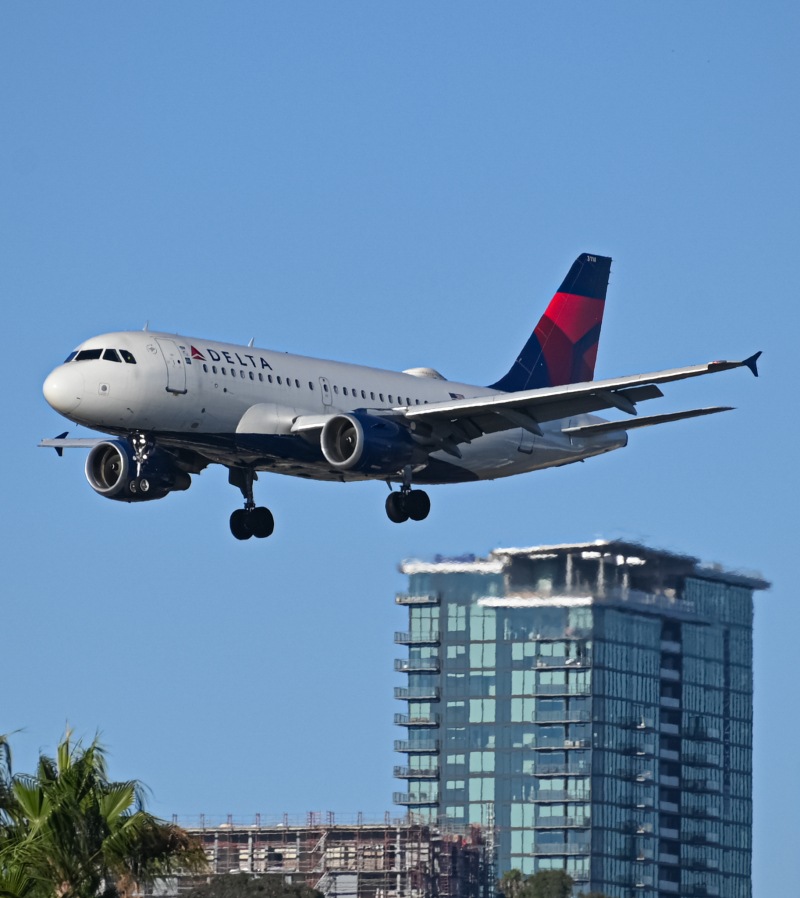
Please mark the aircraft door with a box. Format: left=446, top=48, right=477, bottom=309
left=319, top=377, right=332, bottom=407
left=156, top=339, right=187, bottom=394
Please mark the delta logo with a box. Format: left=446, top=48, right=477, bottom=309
left=191, top=346, right=205, bottom=360
left=190, top=345, right=273, bottom=370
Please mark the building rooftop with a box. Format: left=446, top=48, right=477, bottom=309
left=400, top=539, right=770, bottom=591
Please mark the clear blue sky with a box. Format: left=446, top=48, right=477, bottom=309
left=1, top=2, right=797, bottom=891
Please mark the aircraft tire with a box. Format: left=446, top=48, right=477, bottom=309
left=386, top=492, right=409, bottom=524
left=230, top=509, right=252, bottom=540
left=406, top=490, right=431, bottom=521
left=250, top=507, right=275, bottom=539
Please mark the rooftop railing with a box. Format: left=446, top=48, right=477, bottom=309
left=395, top=593, right=440, bottom=605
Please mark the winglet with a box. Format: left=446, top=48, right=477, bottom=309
left=54, top=432, right=68, bottom=457
left=743, top=351, right=761, bottom=377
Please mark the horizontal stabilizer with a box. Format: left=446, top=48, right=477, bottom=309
left=39, top=437, right=105, bottom=455
left=562, top=406, right=734, bottom=437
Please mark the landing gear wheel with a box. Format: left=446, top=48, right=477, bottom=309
left=405, top=490, right=430, bottom=521
left=230, top=509, right=252, bottom=540
left=250, top=506, right=275, bottom=539
left=386, top=492, right=409, bottom=523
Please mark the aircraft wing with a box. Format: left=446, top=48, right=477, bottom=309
left=401, top=353, right=760, bottom=446
left=39, top=434, right=106, bottom=456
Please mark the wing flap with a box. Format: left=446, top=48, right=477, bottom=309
left=562, top=406, right=734, bottom=437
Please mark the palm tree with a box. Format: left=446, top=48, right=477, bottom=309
left=0, top=731, right=206, bottom=898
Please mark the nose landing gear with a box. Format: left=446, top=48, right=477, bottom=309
left=386, top=465, right=430, bottom=524
left=228, top=467, right=274, bottom=540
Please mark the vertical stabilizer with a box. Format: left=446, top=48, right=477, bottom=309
left=490, top=253, right=612, bottom=392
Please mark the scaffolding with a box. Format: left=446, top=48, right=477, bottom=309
left=156, top=820, right=488, bottom=898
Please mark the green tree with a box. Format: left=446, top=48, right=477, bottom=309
left=498, top=870, right=575, bottom=898
left=184, top=874, right=322, bottom=898
left=0, top=731, right=206, bottom=898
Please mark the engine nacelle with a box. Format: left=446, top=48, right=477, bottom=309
left=85, top=440, right=191, bottom=502
left=320, top=413, right=414, bottom=474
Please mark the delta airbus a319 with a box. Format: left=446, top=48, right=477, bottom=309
left=40, top=253, right=760, bottom=540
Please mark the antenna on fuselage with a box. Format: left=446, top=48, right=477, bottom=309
left=247, top=337, right=254, bottom=347
left=143, top=321, right=149, bottom=331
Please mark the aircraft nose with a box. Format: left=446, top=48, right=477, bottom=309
left=43, top=365, right=84, bottom=415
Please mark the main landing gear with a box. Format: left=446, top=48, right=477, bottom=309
left=228, top=467, right=274, bottom=540
left=386, top=466, right=431, bottom=524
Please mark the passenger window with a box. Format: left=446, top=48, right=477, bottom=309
left=231, top=369, right=236, bottom=376
left=64, top=351, right=78, bottom=363
left=295, top=379, right=300, bottom=388
left=309, top=382, right=314, bottom=390
left=388, top=395, right=393, bottom=403
left=406, top=397, right=410, bottom=405
left=249, top=371, right=254, bottom=380
left=361, top=390, right=365, bottom=399
left=415, top=399, right=420, bottom=405
left=277, top=376, right=282, bottom=384
left=379, top=393, right=384, bottom=402
left=370, top=392, right=375, bottom=400
left=212, top=365, right=217, bottom=374
left=268, top=375, right=273, bottom=383
left=120, top=350, right=136, bottom=364
left=76, top=349, right=102, bottom=361
left=343, top=387, right=348, bottom=396
left=352, top=388, right=357, bottom=396
left=221, top=367, right=226, bottom=375
left=103, top=349, right=121, bottom=362
left=240, top=370, right=245, bottom=378
left=323, top=383, right=329, bottom=392
left=203, top=364, right=208, bottom=373
left=258, top=373, right=263, bottom=382
left=334, top=385, right=339, bottom=394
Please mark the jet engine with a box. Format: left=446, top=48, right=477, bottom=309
left=320, top=413, right=415, bottom=474
left=85, top=440, right=191, bottom=502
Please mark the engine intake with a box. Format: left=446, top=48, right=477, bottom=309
left=85, top=440, right=191, bottom=501
left=320, top=413, right=414, bottom=474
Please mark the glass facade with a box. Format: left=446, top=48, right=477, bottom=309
left=393, top=544, right=768, bottom=898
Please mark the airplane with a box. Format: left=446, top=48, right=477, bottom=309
left=40, top=253, right=760, bottom=540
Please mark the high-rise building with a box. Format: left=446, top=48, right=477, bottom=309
left=393, top=541, right=768, bottom=898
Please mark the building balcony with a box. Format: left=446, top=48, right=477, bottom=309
left=624, top=743, right=656, bottom=756
left=394, top=713, right=440, bottom=727
left=616, top=768, right=654, bottom=783
left=632, top=877, right=654, bottom=889
left=533, top=710, right=591, bottom=723
left=683, top=805, right=721, bottom=819
left=660, top=640, right=682, bottom=653
left=660, top=722, right=680, bottom=735
left=660, top=696, right=680, bottom=709
left=681, top=832, right=720, bottom=844
left=630, top=715, right=656, bottom=731
left=533, top=683, right=591, bottom=696
left=533, top=763, right=591, bottom=775
left=394, top=739, right=439, bottom=753
left=683, top=778, right=722, bottom=793
left=657, top=881, right=679, bottom=893
left=394, top=686, right=440, bottom=700
left=394, top=657, right=440, bottom=672
left=394, top=631, right=442, bottom=645
left=530, top=657, right=592, bottom=669
left=660, top=748, right=680, bottom=761
left=660, top=668, right=680, bottom=681
left=532, top=843, right=590, bottom=856
left=660, top=775, right=679, bottom=787
left=684, top=725, right=721, bottom=740
left=658, top=852, right=679, bottom=865
left=533, top=816, right=591, bottom=828
left=395, top=592, right=440, bottom=605
left=392, top=792, right=439, bottom=806
left=393, top=766, right=439, bottom=779
left=682, top=752, right=722, bottom=767
left=530, top=791, right=591, bottom=802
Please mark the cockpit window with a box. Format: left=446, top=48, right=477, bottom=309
left=75, top=349, right=103, bottom=361
left=103, top=349, right=122, bottom=362
left=120, top=350, right=136, bottom=364
left=64, top=351, right=78, bottom=363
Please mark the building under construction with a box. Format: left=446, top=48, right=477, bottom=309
left=153, top=818, right=490, bottom=898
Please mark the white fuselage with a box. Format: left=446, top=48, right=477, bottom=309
left=43, top=330, right=626, bottom=484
